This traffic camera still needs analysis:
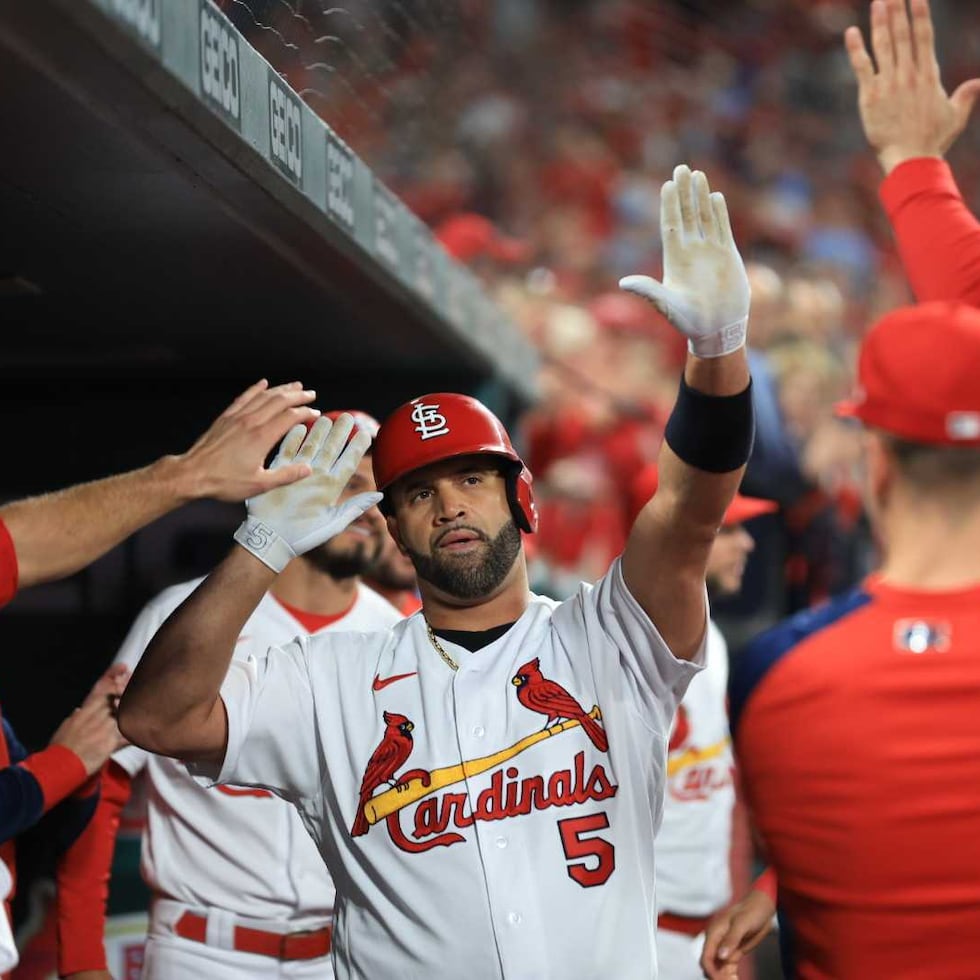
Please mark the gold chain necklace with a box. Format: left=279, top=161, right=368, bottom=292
left=425, top=621, right=459, bottom=672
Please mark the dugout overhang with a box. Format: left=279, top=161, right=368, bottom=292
left=0, top=0, right=537, bottom=492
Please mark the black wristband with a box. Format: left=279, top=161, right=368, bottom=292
left=664, top=376, right=755, bottom=473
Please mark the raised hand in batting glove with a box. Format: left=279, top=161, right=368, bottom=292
left=234, top=414, right=382, bottom=573
left=620, top=165, right=750, bottom=358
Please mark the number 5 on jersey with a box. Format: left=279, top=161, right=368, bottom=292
left=558, top=812, right=615, bottom=888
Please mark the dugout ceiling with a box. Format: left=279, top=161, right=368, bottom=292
left=0, top=0, right=537, bottom=494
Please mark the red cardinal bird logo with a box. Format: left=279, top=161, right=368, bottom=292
left=351, top=711, right=415, bottom=837
left=512, top=658, right=608, bottom=753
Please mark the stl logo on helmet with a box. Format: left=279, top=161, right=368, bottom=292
left=411, top=401, right=450, bottom=441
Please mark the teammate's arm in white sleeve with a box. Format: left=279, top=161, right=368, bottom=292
left=619, top=166, right=751, bottom=661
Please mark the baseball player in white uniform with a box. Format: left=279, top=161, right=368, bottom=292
left=63, top=413, right=401, bottom=980
left=654, top=492, right=775, bottom=979
left=117, top=165, right=757, bottom=979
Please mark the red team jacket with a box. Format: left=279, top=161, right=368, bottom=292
left=880, top=157, right=980, bottom=308
left=729, top=158, right=980, bottom=978
left=731, top=579, right=980, bottom=979
left=0, top=520, right=102, bottom=976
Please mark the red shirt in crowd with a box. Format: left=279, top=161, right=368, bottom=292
left=730, top=578, right=980, bottom=979
left=880, top=157, right=980, bottom=307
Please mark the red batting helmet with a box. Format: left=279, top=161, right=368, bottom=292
left=373, top=393, right=538, bottom=533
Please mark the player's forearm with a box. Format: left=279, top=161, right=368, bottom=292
left=880, top=158, right=980, bottom=307
left=623, top=350, right=752, bottom=658
left=1, top=455, right=197, bottom=589
left=685, top=346, right=750, bottom=398
left=118, top=547, right=276, bottom=757
left=625, top=441, right=742, bottom=659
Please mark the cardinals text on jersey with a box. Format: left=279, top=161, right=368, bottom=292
left=350, top=661, right=614, bottom=855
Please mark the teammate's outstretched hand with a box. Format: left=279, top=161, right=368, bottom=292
left=51, top=666, right=131, bottom=776
left=845, top=0, right=980, bottom=174
left=699, top=888, right=776, bottom=979
left=620, top=165, right=749, bottom=358
left=175, top=380, right=320, bottom=502
left=234, top=414, right=382, bottom=573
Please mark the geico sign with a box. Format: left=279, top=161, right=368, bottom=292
left=200, top=4, right=240, bottom=121
left=373, top=186, right=399, bottom=269
left=269, top=78, right=302, bottom=183
left=327, top=138, right=355, bottom=229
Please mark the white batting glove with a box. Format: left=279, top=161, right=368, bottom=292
left=620, top=165, right=750, bottom=358
left=233, top=414, right=382, bottom=573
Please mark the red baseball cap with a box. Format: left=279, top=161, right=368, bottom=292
left=722, top=494, right=777, bottom=527
left=836, top=303, right=980, bottom=445
left=436, top=213, right=531, bottom=264
left=629, top=464, right=776, bottom=526
left=589, top=291, right=688, bottom=369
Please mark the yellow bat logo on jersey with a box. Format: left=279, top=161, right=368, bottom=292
left=355, top=708, right=618, bottom=854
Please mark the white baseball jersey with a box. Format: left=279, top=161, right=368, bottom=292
left=113, top=577, right=401, bottom=929
left=196, top=559, right=705, bottom=980
left=656, top=619, right=735, bottom=916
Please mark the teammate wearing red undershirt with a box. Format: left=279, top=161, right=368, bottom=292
left=703, top=7, right=980, bottom=973
left=707, top=302, right=980, bottom=980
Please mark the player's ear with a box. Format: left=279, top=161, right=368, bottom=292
left=865, top=431, right=893, bottom=515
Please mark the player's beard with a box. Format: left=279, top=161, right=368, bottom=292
left=302, top=533, right=383, bottom=580
left=406, top=519, right=521, bottom=600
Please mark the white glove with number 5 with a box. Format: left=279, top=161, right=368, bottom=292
left=620, top=165, right=750, bottom=358
left=234, top=414, right=383, bottom=573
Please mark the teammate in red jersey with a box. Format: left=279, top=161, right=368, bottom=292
left=845, top=0, right=980, bottom=306
left=705, top=302, right=980, bottom=980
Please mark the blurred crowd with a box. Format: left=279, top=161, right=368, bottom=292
left=222, top=0, right=980, bottom=624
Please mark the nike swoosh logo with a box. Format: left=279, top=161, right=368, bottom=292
left=372, top=671, right=417, bottom=692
